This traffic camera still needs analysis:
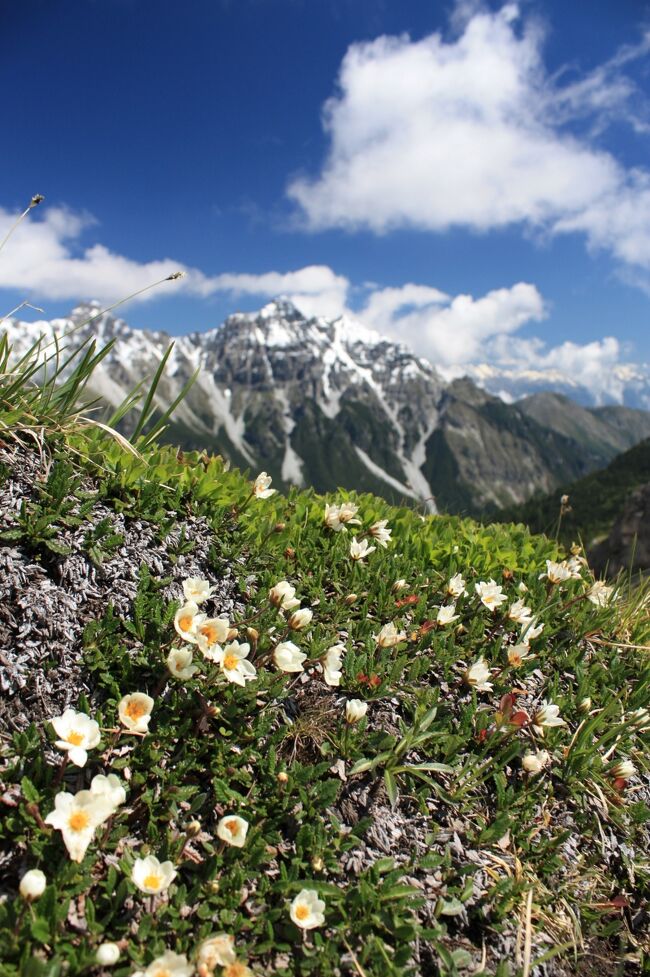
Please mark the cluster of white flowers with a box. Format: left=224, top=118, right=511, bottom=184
left=44, top=772, right=126, bottom=862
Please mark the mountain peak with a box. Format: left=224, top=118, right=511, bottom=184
left=258, top=297, right=305, bottom=321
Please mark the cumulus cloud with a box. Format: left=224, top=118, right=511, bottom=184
left=287, top=3, right=650, bottom=271
left=360, top=281, right=545, bottom=364
left=0, top=206, right=348, bottom=316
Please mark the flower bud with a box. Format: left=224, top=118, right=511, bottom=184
left=208, top=879, right=220, bottom=893
left=391, top=579, right=407, bottom=593
left=246, top=627, right=259, bottom=643
left=311, top=855, right=324, bottom=872
left=288, top=608, right=313, bottom=631
left=277, top=771, right=289, bottom=784
left=284, top=547, right=296, bottom=560
left=609, top=759, right=636, bottom=781
left=275, top=522, right=287, bottom=532
left=345, top=699, right=368, bottom=724
left=95, top=943, right=120, bottom=966
left=185, top=820, right=202, bottom=837
left=227, top=627, right=239, bottom=641
left=578, top=697, right=592, bottom=714
left=19, top=869, right=46, bottom=901
left=344, top=593, right=358, bottom=605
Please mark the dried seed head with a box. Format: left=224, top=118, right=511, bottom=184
left=29, top=194, right=45, bottom=208
left=166, top=270, right=186, bottom=280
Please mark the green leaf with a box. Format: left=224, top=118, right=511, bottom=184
left=384, top=769, right=398, bottom=809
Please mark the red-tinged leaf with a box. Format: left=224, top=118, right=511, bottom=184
left=499, top=694, right=515, bottom=717
left=477, top=729, right=489, bottom=743
left=419, top=620, right=436, bottom=635
left=613, top=777, right=628, bottom=791
left=395, top=595, right=419, bottom=607
left=511, top=711, right=530, bottom=727
left=368, top=674, right=381, bottom=688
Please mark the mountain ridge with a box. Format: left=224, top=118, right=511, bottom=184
left=5, top=299, right=650, bottom=514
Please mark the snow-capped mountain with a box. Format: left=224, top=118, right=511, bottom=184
left=5, top=299, right=650, bottom=515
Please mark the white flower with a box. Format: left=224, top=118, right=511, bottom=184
left=507, top=643, right=532, bottom=668
left=518, top=581, right=529, bottom=593
left=322, top=644, right=345, bottom=686
left=533, top=701, right=566, bottom=733
left=182, top=577, right=215, bottom=604
left=89, top=773, right=126, bottom=815
left=447, top=573, right=467, bottom=598
left=118, top=693, right=154, bottom=733
left=288, top=608, right=313, bottom=631
left=374, top=622, right=406, bottom=648
left=216, top=641, right=257, bottom=686
left=196, top=617, right=231, bottom=654
left=520, top=619, right=544, bottom=642
left=475, top=580, right=507, bottom=610
left=369, top=520, right=392, bottom=547
left=269, top=580, right=300, bottom=611
left=628, top=707, right=650, bottom=729
left=290, top=889, right=326, bottom=930
left=216, top=814, right=249, bottom=848
left=95, top=943, right=121, bottom=966
left=522, top=750, right=551, bottom=775
left=131, top=854, right=177, bottom=894
left=339, top=501, right=361, bottom=525
left=141, top=950, right=193, bottom=977
left=167, top=647, right=200, bottom=680
left=197, top=934, right=237, bottom=970
left=273, top=641, right=307, bottom=673
left=350, top=538, right=376, bottom=561
left=346, top=699, right=368, bottom=724
left=253, top=472, right=276, bottom=499
left=588, top=581, right=614, bottom=607
left=507, top=599, right=533, bottom=625
left=44, top=790, right=109, bottom=862
left=610, top=759, right=636, bottom=780
left=540, top=560, right=573, bottom=585
left=174, top=602, right=204, bottom=643
left=566, top=555, right=585, bottom=579
left=19, top=869, right=46, bottom=900
left=464, top=658, right=493, bottom=692
left=436, top=604, right=459, bottom=626
left=50, top=709, right=101, bottom=768
left=392, top=579, right=408, bottom=593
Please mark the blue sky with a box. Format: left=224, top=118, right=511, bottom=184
left=2, top=0, right=650, bottom=399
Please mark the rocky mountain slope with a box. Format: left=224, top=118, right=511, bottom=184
left=6, top=300, right=650, bottom=514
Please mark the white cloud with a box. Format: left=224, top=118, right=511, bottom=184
left=360, top=281, right=545, bottom=364
left=0, top=206, right=348, bottom=316
left=212, top=266, right=349, bottom=319
left=288, top=4, right=650, bottom=271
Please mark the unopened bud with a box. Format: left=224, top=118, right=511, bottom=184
left=578, top=697, right=592, bottom=714
left=206, top=704, right=221, bottom=717
left=207, top=879, right=220, bottom=893
left=284, top=547, right=296, bottom=560
left=246, top=627, right=259, bottom=642
left=274, top=522, right=286, bottom=532
left=29, top=194, right=44, bottom=208
left=277, top=771, right=289, bottom=784
left=344, top=593, right=358, bottom=606
left=391, top=579, right=407, bottom=593
left=227, top=627, right=238, bottom=641
left=185, top=820, right=202, bottom=837
left=311, top=856, right=324, bottom=872
left=502, top=568, right=513, bottom=581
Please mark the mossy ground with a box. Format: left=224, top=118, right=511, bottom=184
left=1, top=433, right=649, bottom=977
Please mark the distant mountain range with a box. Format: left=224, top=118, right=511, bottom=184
left=497, top=438, right=650, bottom=575
left=5, top=300, right=650, bottom=515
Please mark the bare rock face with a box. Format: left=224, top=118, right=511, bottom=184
left=590, top=482, right=650, bottom=576
left=0, top=442, right=242, bottom=733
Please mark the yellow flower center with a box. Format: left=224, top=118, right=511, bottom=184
left=66, top=730, right=84, bottom=746
left=143, top=873, right=163, bottom=890
left=225, top=819, right=239, bottom=834
left=125, top=700, right=147, bottom=720
left=178, top=614, right=194, bottom=632
left=153, top=969, right=171, bottom=977
left=295, top=904, right=310, bottom=921
left=223, top=654, right=238, bottom=671
left=510, top=653, right=522, bottom=667
left=200, top=623, right=219, bottom=644
left=68, top=811, right=90, bottom=832
left=224, top=965, right=248, bottom=977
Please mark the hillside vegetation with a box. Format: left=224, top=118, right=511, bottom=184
left=496, top=437, right=650, bottom=553
left=1, top=322, right=650, bottom=977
